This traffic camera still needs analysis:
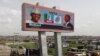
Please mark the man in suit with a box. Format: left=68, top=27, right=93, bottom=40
left=63, top=15, right=74, bottom=30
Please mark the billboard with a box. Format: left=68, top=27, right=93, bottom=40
left=22, top=3, right=74, bottom=32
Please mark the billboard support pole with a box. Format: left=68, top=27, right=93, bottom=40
left=54, top=32, right=62, bottom=56
left=38, top=31, right=48, bottom=56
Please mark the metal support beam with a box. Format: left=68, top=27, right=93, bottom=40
left=54, top=32, right=62, bottom=56
left=38, top=31, right=48, bottom=56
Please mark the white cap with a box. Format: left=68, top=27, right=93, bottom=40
left=31, top=8, right=40, bottom=14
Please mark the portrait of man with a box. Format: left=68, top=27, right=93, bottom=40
left=63, top=15, right=74, bottom=30
left=30, top=8, right=41, bottom=23
left=26, top=8, right=41, bottom=28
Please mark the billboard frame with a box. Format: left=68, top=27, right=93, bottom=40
left=22, top=3, right=74, bottom=32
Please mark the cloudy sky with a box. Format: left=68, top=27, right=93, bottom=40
left=0, top=0, right=100, bottom=36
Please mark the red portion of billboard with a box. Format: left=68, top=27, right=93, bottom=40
left=22, top=3, right=74, bottom=32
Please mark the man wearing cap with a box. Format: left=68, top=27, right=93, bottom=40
left=30, top=8, right=41, bottom=23
left=26, top=8, right=41, bottom=28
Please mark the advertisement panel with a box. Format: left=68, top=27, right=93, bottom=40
left=22, top=3, right=74, bottom=32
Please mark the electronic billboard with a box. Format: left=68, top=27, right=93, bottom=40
left=22, top=3, right=74, bottom=32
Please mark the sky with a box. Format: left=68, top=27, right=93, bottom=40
left=0, top=0, right=100, bottom=36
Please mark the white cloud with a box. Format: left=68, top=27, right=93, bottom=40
left=0, top=6, right=21, bottom=17
left=2, top=0, right=10, bottom=3
left=10, top=9, right=21, bottom=16
left=0, top=18, right=12, bottom=23
left=0, top=4, right=21, bottom=35
left=0, top=6, right=20, bottom=25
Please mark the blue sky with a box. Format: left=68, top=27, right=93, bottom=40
left=0, top=0, right=100, bottom=36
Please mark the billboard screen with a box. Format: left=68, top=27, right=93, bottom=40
left=22, top=3, right=74, bottom=32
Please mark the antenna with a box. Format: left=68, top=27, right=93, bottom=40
left=53, top=6, right=56, bottom=9
left=36, top=2, right=39, bottom=6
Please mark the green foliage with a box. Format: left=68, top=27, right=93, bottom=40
left=62, top=47, right=70, bottom=54
left=23, top=39, right=30, bottom=42
left=0, top=41, right=6, bottom=45
left=48, top=48, right=55, bottom=55
left=8, top=45, right=18, bottom=48
left=21, top=42, right=36, bottom=48
left=7, top=40, right=78, bottom=55
left=8, top=42, right=36, bottom=48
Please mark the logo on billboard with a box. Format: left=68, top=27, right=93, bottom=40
left=44, top=12, right=62, bottom=24
left=54, top=15, right=62, bottom=24
left=44, top=13, right=53, bottom=23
